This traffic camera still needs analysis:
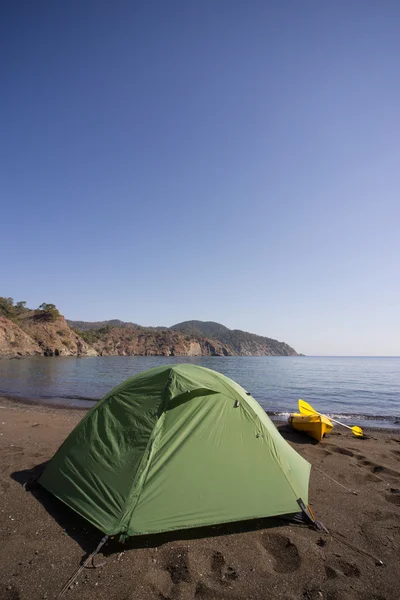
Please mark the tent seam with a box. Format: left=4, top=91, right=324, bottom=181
left=238, top=396, right=311, bottom=502
left=116, top=368, right=173, bottom=534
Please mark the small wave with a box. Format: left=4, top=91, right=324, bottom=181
left=325, top=413, right=352, bottom=420
left=37, top=393, right=98, bottom=402
left=349, top=413, right=400, bottom=423
left=267, top=409, right=400, bottom=424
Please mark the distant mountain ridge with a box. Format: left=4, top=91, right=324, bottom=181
left=170, top=320, right=298, bottom=356
left=67, top=318, right=299, bottom=357
left=170, top=321, right=231, bottom=337
left=67, top=319, right=143, bottom=331
left=0, top=297, right=299, bottom=357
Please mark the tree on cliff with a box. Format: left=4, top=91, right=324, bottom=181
left=0, top=297, right=28, bottom=318
left=37, top=303, right=61, bottom=321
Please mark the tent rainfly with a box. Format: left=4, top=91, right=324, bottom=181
left=39, top=364, right=311, bottom=538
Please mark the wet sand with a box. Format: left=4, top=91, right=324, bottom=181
left=1, top=396, right=400, bottom=600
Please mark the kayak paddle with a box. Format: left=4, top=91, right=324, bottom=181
left=298, top=399, right=364, bottom=438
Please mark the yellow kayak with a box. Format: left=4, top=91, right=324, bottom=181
left=288, top=412, right=333, bottom=441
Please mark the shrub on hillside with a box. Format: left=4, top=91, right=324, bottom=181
left=35, top=303, right=61, bottom=322
left=0, top=297, right=28, bottom=319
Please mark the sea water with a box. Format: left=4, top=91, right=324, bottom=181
left=0, top=356, right=399, bottom=428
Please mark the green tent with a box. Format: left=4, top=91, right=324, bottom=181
left=39, top=364, right=311, bottom=537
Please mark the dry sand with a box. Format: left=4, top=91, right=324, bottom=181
left=0, top=396, right=400, bottom=600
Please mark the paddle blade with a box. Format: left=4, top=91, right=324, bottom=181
left=298, top=399, right=318, bottom=416
left=351, top=426, right=364, bottom=437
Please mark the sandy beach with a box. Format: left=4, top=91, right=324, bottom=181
left=1, top=396, right=400, bottom=600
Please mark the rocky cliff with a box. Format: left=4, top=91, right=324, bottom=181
left=0, top=301, right=97, bottom=358
left=171, top=321, right=297, bottom=356
left=14, top=312, right=98, bottom=357
left=82, top=326, right=231, bottom=357
left=0, top=297, right=299, bottom=358
left=0, top=317, right=41, bottom=357
left=69, top=320, right=299, bottom=357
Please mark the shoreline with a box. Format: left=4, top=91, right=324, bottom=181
left=1, top=356, right=399, bottom=431
left=1, top=400, right=400, bottom=599
left=1, top=394, right=399, bottom=433
left=0, top=394, right=91, bottom=411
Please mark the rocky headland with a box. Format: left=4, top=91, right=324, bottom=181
left=0, top=297, right=299, bottom=358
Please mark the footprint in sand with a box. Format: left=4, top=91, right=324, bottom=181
left=308, top=447, right=333, bottom=458
left=385, top=489, right=400, bottom=506
left=355, top=455, right=400, bottom=483
left=325, top=559, right=360, bottom=579
left=211, top=550, right=239, bottom=584
left=191, top=552, right=239, bottom=599
left=363, top=473, right=382, bottom=483
left=194, top=581, right=233, bottom=599
left=331, top=447, right=355, bottom=457
left=335, top=559, right=360, bottom=578
left=354, top=469, right=383, bottom=484
left=261, top=533, right=301, bottom=573
left=304, top=587, right=356, bottom=600
left=371, top=465, right=400, bottom=479
left=165, top=547, right=191, bottom=584
left=302, top=587, right=327, bottom=600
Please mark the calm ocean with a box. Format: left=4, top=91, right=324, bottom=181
left=0, top=356, right=399, bottom=428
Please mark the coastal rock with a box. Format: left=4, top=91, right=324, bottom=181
left=0, top=313, right=98, bottom=359
left=67, top=319, right=298, bottom=357
left=170, top=321, right=298, bottom=356
left=0, top=299, right=299, bottom=358
left=0, top=317, right=40, bottom=357
left=17, top=313, right=98, bottom=358
left=87, top=327, right=233, bottom=357
left=187, top=341, right=202, bottom=356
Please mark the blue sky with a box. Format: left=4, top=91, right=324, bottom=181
left=1, top=1, right=399, bottom=356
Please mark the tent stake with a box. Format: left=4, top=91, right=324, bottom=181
left=58, top=535, right=109, bottom=597
left=297, top=498, right=329, bottom=533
